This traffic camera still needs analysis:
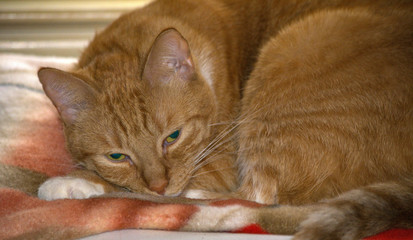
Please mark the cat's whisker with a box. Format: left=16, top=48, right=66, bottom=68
left=207, top=121, right=236, bottom=127
left=194, top=145, right=231, bottom=166
left=190, top=126, right=232, bottom=164
left=191, top=144, right=235, bottom=174
left=191, top=122, right=239, bottom=165
left=191, top=166, right=236, bottom=179
left=192, top=129, right=237, bottom=166
left=186, top=145, right=237, bottom=176
left=208, top=120, right=239, bottom=144
left=189, top=108, right=270, bottom=174
left=187, top=142, right=229, bottom=171
left=190, top=112, right=260, bottom=171
left=193, top=141, right=228, bottom=166
left=186, top=104, right=266, bottom=177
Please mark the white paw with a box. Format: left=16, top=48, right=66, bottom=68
left=184, top=189, right=210, bottom=199
left=38, top=176, right=105, bottom=201
left=183, top=189, right=233, bottom=200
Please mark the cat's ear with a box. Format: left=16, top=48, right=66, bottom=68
left=143, top=28, right=195, bottom=85
left=38, top=67, right=96, bottom=125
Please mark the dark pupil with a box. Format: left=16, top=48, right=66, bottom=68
left=170, top=130, right=180, bottom=138
left=110, top=153, right=122, bottom=159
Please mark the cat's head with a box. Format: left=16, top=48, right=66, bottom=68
left=38, top=29, right=235, bottom=196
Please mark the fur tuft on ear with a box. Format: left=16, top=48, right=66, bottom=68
left=38, top=67, right=96, bottom=125
left=143, top=28, right=195, bottom=85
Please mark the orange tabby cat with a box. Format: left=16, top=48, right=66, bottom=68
left=37, top=0, right=413, bottom=239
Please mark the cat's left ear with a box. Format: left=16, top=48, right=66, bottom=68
left=38, top=67, right=97, bottom=125
left=142, top=28, right=195, bottom=85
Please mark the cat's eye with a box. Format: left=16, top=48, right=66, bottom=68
left=106, top=153, right=128, bottom=162
left=164, top=130, right=180, bottom=146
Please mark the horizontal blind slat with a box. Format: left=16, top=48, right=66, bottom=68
left=0, top=0, right=153, bottom=57
left=0, top=0, right=151, bottom=12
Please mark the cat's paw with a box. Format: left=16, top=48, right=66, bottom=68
left=184, top=189, right=238, bottom=200
left=38, top=176, right=105, bottom=200
left=184, top=189, right=211, bottom=199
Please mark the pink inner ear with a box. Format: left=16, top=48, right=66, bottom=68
left=38, top=67, right=96, bottom=125
left=143, top=28, right=195, bottom=84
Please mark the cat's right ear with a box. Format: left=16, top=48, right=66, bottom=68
left=142, top=28, right=195, bottom=85
left=38, top=68, right=96, bottom=125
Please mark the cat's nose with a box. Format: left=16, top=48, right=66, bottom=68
left=149, top=179, right=168, bottom=195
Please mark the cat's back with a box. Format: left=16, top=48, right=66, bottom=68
left=239, top=5, right=413, bottom=204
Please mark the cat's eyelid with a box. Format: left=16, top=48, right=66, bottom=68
left=108, top=153, right=129, bottom=157
left=105, top=151, right=130, bottom=157
left=162, top=128, right=182, bottom=147
left=163, top=127, right=182, bottom=138
left=106, top=153, right=129, bottom=159
left=104, top=152, right=135, bottom=166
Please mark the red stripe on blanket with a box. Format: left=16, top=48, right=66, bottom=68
left=0, top=188, right=199, bottom=239
left=3, top=104, right=73, bottom=176
left=232, top=224, right=270, bottom=234
left=364, top=229, right=413, bottom=240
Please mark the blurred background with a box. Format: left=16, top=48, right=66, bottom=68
left=0, top=0, right=152, bottom=57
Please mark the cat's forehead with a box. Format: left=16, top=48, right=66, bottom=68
left=89, top=53, right=143, bottom=84
left=93, top=78, right=187, bottom=135
left=78, top=49, right=210, bottom=135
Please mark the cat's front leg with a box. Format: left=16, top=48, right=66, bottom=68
left=236, top=152, right=280, bottom=204
left=38, top=170, right=118, bottom=200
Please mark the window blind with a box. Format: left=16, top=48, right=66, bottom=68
left=0, top=0, right=152, bottom=57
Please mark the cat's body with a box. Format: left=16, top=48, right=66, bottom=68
left=36, top=0, right=413, bottom=239
left=238, top=3, right=413, bottom=205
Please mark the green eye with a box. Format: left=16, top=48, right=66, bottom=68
left=165, top=130, right=180, bottom=144
left=106, top=153, right=127, bottom=161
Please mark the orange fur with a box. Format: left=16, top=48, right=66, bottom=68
left=38, top=0, right=413, bottom=238
left=237, top=6, right=413, bottom=204
left=39, top=0, right=243, bottom=197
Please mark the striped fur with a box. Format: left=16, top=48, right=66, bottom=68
left=37, top=0, right=413, bottom=239
left=294, top=179, right=413, bottom=239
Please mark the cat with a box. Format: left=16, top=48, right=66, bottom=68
left=36, top=0, right=413, bottom=239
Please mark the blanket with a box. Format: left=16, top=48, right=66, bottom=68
left=0, top=54, right=411, bottom=240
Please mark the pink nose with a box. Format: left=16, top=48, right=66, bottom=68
left=149, top=179, right=168, bottom=195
